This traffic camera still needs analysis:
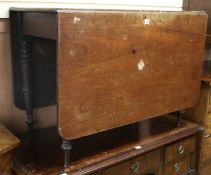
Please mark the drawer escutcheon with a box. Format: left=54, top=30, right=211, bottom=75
left=174, top=163, right=180, bottom=172
left=178, top=145, right=185, bottom=155
left=130, top=162, right=140, bottom=174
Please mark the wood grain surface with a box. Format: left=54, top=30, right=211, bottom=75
left=0, top=153, right=11, bottom=175
left=185, top=76, right=211, bottom=174
left=12, top=115, right=201, bottom=175
left=57, top=10, right=207, bottom=139
left=101, top=149, right=161, bottom=175
left=200, top=162, right=211, bottom=175
left=0, top=124, right=20, bottom=155
left=0, top=124, right=20, bottom=175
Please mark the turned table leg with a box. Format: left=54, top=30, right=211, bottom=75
left=177, top=110, right=185, bottom=127
left=61, top=140, right=72, bottom=168
left=20, top=40, right=34, bottom=141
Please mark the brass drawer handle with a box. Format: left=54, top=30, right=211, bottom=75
left=174, top=163, right=180, bottom=172
left=178, top=145, right=185, bottom=155
left=130, top=162, right=140, bottom=174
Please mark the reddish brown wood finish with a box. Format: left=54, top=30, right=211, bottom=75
left=101, top=149, right=161, bottom=175
left=165, top=136, right=195, bottom=163
left=12, top=116, right=202, bottom=175
left=185, top=60, right=211, bottom=175
left=164, top=154, right=192, bottom=175
left=0, top=153, right=12, bottom=175
left=57, top=11, right=207, bottom=139
left=0, top=124, right=20, bottom=155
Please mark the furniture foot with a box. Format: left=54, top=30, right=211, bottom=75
left=61, top=140, right=72, bottom=168
left=26, top=120, right=34, bottom=142
left=20, top=40, right=34, bottom=141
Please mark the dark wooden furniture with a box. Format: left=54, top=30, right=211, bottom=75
left=9, top=8, right=207, bottom=172
left=185, top=60, right=211, bottom=175
left=10, top=9, right=207, bottom=139
left=56, top=10, right=206, bottom=140
left=183, top=1, right=211, bottom=174
left=12, top=115, right=201, bottom=175
left=0, top=124, right=20, bottom=175
left=184, top=0, right=211, bottom=43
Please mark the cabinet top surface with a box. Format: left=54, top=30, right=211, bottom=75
left=56, top=10, right=207, bottom=139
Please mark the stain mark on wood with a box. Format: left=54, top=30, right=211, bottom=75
left=73, top=17, right=81, bottom=24
left=137, top=59, right=145, bottom=71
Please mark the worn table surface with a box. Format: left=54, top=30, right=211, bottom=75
left=9, top=9, right=207, bottom=140
left=0, top=124, right=20, bottom=155
left=56, top=10, right=207, bottom=139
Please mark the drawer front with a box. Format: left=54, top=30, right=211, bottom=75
left=57, top=11, right=207, bottom=140
left=102, top=149, right=161, bottom=175
left=164, top=155, right=191, bottom=175
left=102, top=165, right=161, bottom=175
left=165, top=137, right=195, bottom=162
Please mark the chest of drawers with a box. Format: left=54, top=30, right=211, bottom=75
left=184, top=1, right=211, bottom=173
left=185, top=60, right=211, bottom=175
left=12, top=116, right=201, bottom=175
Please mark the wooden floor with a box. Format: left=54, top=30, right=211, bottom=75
left=12, top=115, right=202, bottom=175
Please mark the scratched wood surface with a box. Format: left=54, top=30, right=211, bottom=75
left=57, top=10, right=207, bottom=139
